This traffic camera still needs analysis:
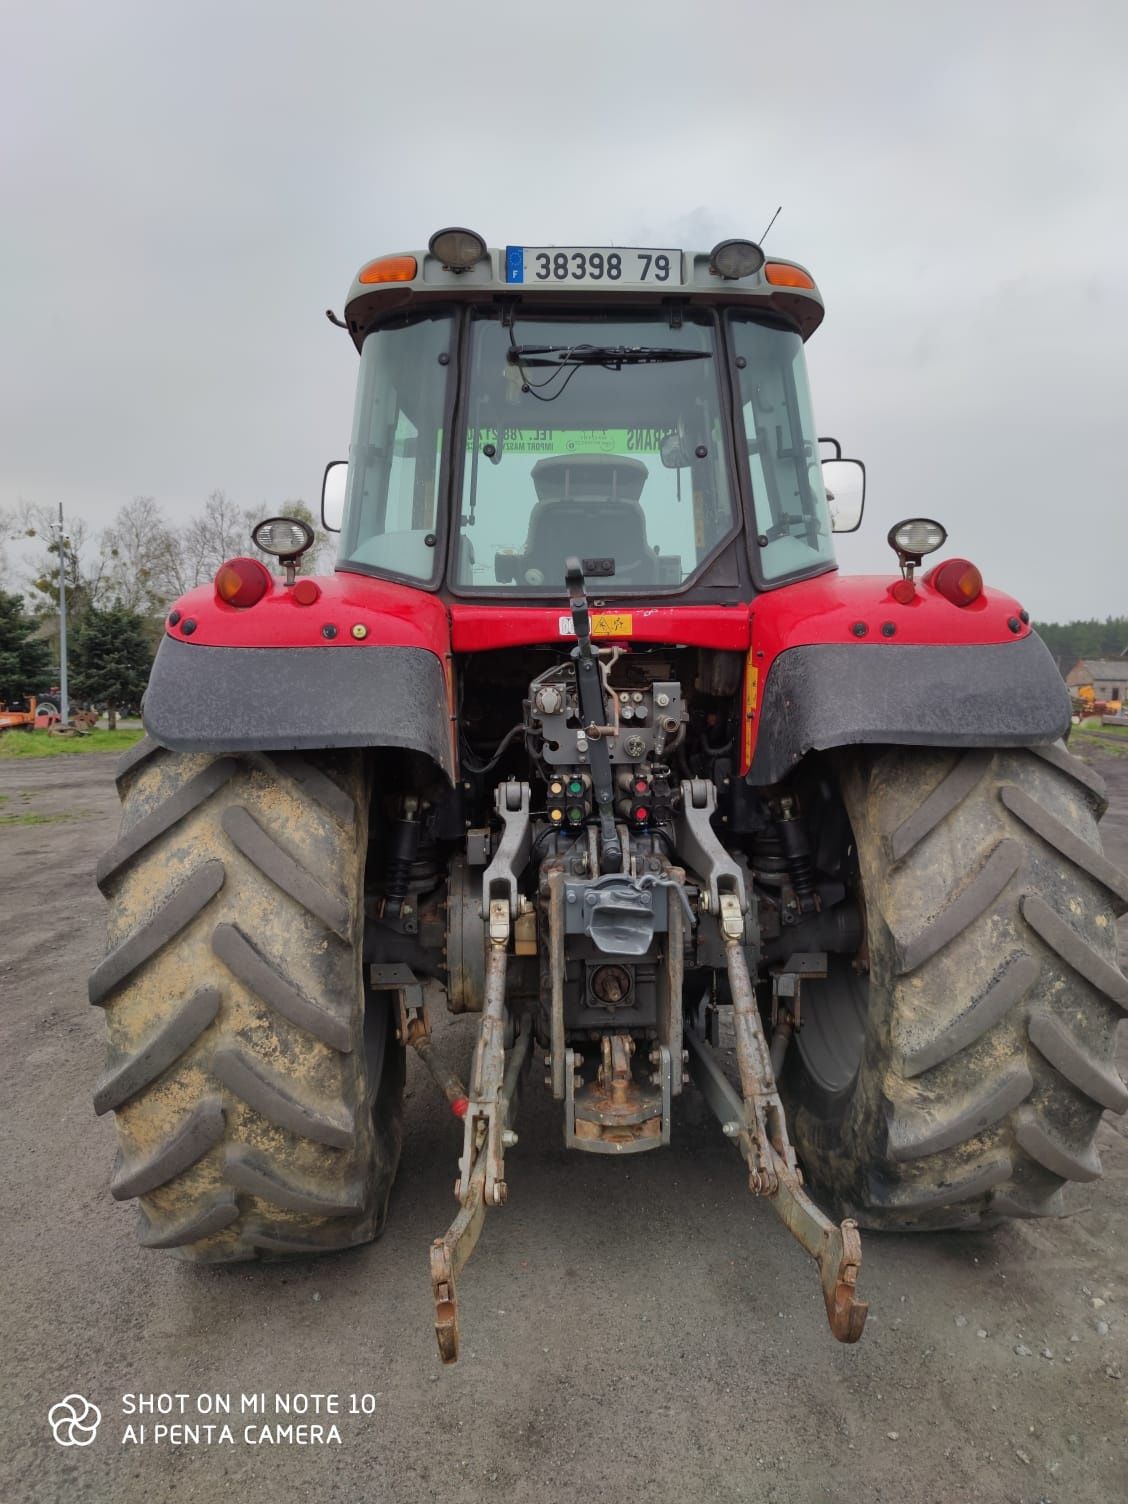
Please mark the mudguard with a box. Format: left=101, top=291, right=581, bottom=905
left=143, top=637, right=454, bottom=779
left=143, top=574, right=456, bottom=782
left=746, top=633, right=1070, bottom=785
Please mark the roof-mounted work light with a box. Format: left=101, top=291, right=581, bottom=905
left=708, top=239, right=766, bottom=279
left=428, top=226, right=487, bottom=271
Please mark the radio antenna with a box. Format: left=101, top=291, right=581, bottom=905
left=759, top=205, right=783, bottom=244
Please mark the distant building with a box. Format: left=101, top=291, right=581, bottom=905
left=1065, top=658, right=1128, bottom=700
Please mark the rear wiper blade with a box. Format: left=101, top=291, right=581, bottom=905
left=508, top=343, right=712, bottom=369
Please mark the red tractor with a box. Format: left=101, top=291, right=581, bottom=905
left=92, top=229, right=1127, bottom=1360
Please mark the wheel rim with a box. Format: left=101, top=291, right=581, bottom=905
left=795, top=955, right=869, bottom=1095
left=362, top=983, right=390, bottom=1110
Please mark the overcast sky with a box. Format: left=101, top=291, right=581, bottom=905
left=2, top=0, right=1124, bottom=620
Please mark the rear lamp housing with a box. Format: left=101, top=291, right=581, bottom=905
left=927, top=557, right=984, bottom=607
left=214, top=556, right=271, bottom=608
left=709, top=239, right=765, bottom=280
left=428, top=226, right=487, bottom=271
left=252, top=516, right=315, bottom=562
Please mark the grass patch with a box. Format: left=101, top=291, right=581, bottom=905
left=1072, top=727, right=1128, bottom=759
left=0, top=727, right=144, bottom=759
left=0, top=810, right=88, bottom=827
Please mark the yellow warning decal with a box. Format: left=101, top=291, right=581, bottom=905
left=742, top=657, right=760, bottom=767
left=591, top=612, right=633, bottom=637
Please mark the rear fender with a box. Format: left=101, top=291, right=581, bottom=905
left=743, top=573, right=1069, bottom=784
left=144, top=573, right=455, bottom=783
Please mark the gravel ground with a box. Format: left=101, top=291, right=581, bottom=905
left=1, top=748, right=1126, bottom=1504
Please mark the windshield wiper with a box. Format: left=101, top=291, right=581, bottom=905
left=508, top=343, right=712, bottom=370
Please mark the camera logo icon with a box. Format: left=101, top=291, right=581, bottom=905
left=49, top=1395, right=101, bottom=1447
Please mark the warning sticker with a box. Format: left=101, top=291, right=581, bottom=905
left=559, top=613, right=633, bottom=637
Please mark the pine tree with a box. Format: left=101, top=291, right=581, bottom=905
left=0, top=590, right=52, bottom=704
left=71, top=605, right=154, bottom=729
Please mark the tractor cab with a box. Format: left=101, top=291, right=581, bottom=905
left=324, top=231, right=865, bottom=602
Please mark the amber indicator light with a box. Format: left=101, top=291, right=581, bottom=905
left=764, top=262, right=816, bottom=290
left=358, top=254, right=418, bottom=284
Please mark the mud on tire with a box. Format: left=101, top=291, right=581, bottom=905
left=789, top=742, right=1128, bottom=1230
left=90, top=738, right=404, bottom=1259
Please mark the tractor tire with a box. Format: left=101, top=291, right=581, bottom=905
left=90, top=738, right=404, bottom=1260
left=788, top=742, right=1128, bottom=1230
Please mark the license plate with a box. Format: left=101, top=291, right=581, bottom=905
left=507, top=245, right=681, bottom=287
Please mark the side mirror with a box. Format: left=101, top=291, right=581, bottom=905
left=321, top=460, right=348, bottom=532
left=659, top=432, right=689, bottom=470
left=823, top=458, right=866, bottom=533
left=819, top=439, right=866, bottom=534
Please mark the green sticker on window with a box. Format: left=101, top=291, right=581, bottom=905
left=466, top=427, right=667, bottom=455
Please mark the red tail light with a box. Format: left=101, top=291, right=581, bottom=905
left=889, top=578, right=917, bottom=605
left=215, top=557, right=271, bottom=608
left=927, top=558, right=983, bottom=607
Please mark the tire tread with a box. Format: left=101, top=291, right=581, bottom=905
left=791, top=744, right=1127, bottom=1231
left=92, top=748, right=401, bottom=1261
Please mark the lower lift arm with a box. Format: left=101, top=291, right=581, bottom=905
left=429, top=784, right=533, bottom=1364
left=686, top=890, right=867, bottom=1344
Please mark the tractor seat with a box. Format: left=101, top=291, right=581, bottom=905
left=520, top=496, right=658, bottom=586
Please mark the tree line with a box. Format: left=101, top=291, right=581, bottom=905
left=1032, top=617, right=1128, bottom=674
left=1, top=492, right=329, bottom=725
left=1, top=489, right=1124, bottom=722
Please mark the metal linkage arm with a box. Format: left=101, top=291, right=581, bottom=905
left=685, top=931, right=869, bottom=1345
left=429, top=936, right=532, bottom=1365
left=481, top=782, right=532, bottom=920
left=674, top=780, right=747, bottom=915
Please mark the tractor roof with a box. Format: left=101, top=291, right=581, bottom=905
left=340, top=237, right=824, bottom=349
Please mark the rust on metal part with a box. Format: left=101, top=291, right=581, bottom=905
left=724, top=931, right=785, bottom=1194
left=411, top=1031, right=470, bottom=1112
left=573, top=1115, right=663, bottom=1144
left=686, top=928, right=870, bottom=1345
left=430, top=1160, right=487, bottom=1364
left=514, top=906, right=537, bottom=955
left=429, top=1005, right=532, bottom=1363
left=547, top=869, right=566, bottom=1100
left=571, top=1033, right=662, bottom=1147
left=770, top=1163, right=868, bottom=1344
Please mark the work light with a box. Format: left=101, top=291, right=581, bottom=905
left=888, top=518, right=947, bottom=562
left=709, top=239, right=765, bottom=279
left=252, top=517, right=315, bottom=561
left=428, top=227, right=487, bottom=271
left=251, top=516, right=316, bottom=585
